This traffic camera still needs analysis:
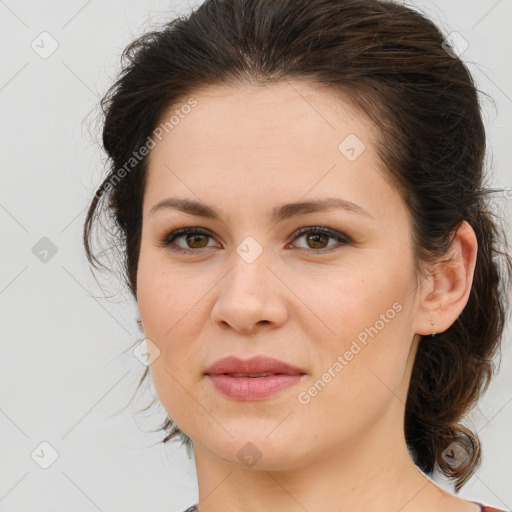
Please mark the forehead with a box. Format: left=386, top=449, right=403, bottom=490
left=151, top=80, right=373, bottom=155
left=143, top=80, right=400, bottom=223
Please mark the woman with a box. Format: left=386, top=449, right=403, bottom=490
left=83, top=0, right=511, bottom=511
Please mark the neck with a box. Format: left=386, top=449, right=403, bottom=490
left=191, top=403, right=448, bottom=512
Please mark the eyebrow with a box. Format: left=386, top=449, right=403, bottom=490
left=149, top=196, right=373, bottom=222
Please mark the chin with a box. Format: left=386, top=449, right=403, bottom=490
left=200, top=433, right=307, bottom=471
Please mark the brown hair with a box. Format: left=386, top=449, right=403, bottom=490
left=83, top=0, right=512, bottom=492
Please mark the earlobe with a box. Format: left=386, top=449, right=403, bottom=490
left=417, top=221, right=478, bottom=336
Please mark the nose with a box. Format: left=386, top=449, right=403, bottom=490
left=210, top=251, right=289, bottom=335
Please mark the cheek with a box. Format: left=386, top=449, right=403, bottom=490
left=137, top=251, right=195, bottom=339
left=304, top=262, right=415, bottom=403
left=298, top=311, right=413, bottom=445
left=136, top=253, right=208, bottom=381
left=296, top=259, right=409, bottom=346
left=137, top=262, right=200, bottom=430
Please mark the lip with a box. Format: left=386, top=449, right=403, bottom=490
left=204, top=355, right=307, bottom=401
left=207, top=374, right=305, bottom=400
left=204, top=355, right=306, bottom=376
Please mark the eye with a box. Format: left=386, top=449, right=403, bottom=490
left=159, top=227, right=218, bottom=253
left=287, top=226, right=351, bottom=253
left=158, top=226, right=351, bottom=254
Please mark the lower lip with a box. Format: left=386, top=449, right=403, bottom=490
left=206, top=374, right=305, bottom=400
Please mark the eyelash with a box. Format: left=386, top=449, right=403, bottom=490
left=158, top=226, right=352, bottom=255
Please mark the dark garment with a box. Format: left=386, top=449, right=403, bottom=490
left=182, top=503, right=508, bottom=512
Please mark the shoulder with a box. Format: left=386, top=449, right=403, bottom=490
left=180, top=503, right=509, bottom=512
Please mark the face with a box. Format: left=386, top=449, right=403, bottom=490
left=136, top=80, right=424, bottom=470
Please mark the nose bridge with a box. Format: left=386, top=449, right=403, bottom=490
left=227, top=235, right=270, bottom=298
left=211, top=236, right=288, bottom=332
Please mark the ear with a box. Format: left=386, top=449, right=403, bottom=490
left=414, top=221, right=478, bottom=336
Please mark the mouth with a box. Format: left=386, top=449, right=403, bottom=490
left=204, top=355, right=307, bottom=400
left=216, top=372, right=297, bottom=377
left=205, top=372, right=306, bottom=400
left=204, top=355, right=306, bottom=377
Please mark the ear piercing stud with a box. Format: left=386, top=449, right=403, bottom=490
left=429, top=319, right=437, bottom=337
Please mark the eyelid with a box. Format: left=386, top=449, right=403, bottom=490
left=158, top=225, right=352, bottom=254
left=159, top=227, right=218, bottom=249
left=290, top=226, right=352, bottom=248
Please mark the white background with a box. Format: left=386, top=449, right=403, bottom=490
left=0, top=1, right=511, bottom=511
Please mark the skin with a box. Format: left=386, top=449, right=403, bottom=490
left=136, top=80, right=479, bottom=512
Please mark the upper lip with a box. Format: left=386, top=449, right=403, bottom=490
left=204, top=355, right=306, bottom=376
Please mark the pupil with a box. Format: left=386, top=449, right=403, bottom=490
left=188, top=234, right=207, bottom=248
left=308, top=233, right=327, bottom=248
